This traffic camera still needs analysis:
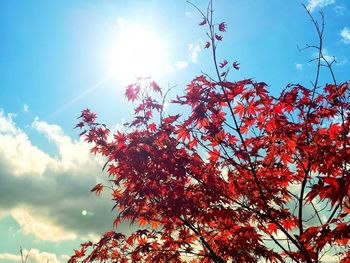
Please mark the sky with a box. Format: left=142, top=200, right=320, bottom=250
left=0, top=0, right=349, bottom=262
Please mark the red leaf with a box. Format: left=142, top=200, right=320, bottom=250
left=91, top=183, right=103, bottom=196
left=215, top=34, right=223, bottom=41
left=233, top=102, right=245, bottom=118
left=188, top=138, right=198, bottom=149
left=209, top=148, right=220, bottom=163
left=163, top=114, right=180, bottom=124
left=176, top=125, right=190, bottom=142
left=148, top=123, right=157, bottom=132
left=113, top=217, right=120, bottom=228
left=74, top=247, right=85, bottom=258
left=125, top=84, right=140, bottom=102
left=150, top=81, right=161, bottom=94
left=267, top=223, right=278, bottom=235
left=198, top=17, right=206, bottom=26
left=233, top=61, right=240, bottom=70
left=274, top=104, right=284, bottom=114
left=219, top=60, right=228, bottom=68
left=204, top=41, right=211, bottom=48
left=218, top=22, right=227, bottom=32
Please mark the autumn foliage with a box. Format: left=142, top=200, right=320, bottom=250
left=70, top=2, right=350, bottom=263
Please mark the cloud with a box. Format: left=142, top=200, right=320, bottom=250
left=0, top=111, right=52, bottom=176
left=295, top=63, right=303, bottom=71
left=0, top=249, right=62, bottom=263
left=0, top=110, right=116, bottom=243
left=334, top=5, right=347, bottom=15
left=0, top=112, right=18, bottom=134
left=311, top=49, right=347, bottom=66
left=23, top=104, right=29, bottom=113
left=165, top=63, right=175, bottom=74
left=188, top=42, right=201, bottom=62
left=307, top=0, right=336, bottom=12
left=165, top=41, right=201, bottom=74
left=321, top=49, right=348, bottom=66
left=11, top=208, right=76, bottom=242
left=0, top=253, right=21, bottom=262
left=340, top=27, right=350, bottom=44
left=175, top=60, right=189, bottom=69
left=322, top=50, right=335, bottom=64
left=116, top=16, right=127, bottom=30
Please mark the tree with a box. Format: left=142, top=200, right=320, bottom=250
left=70, top=2, right=350, bottom=262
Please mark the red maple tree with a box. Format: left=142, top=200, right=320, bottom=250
left=70, top=2, right=349, bottom=262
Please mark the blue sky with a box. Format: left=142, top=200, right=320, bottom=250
left=0, top=0, right=349, bottom=262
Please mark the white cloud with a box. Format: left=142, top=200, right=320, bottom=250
left=116, top=16, right=127, bottom=30
left=165, top=60, right=189, bottom=73
left=28, top=249, right=60, bottom=263
left=0, top=109, right=115, bottom=243
left=295, top=63, right=303, bottom=70
left=11, top=208, right=76, bottom=242
left=188, top=42, right=201, bottom=62
left=340, top=27, right=350, bottom=44
left=0, top=249, right=61, bottom=263
left=307, top=0, right=336, bottom=12
left=0, top=111, right=52, bottom=176
left=337, top=57, right=348, bottom=65
left=175, top=60, right=189, bottom=69
left=334, top=5, right=347, bottom=15
left=0, top=111, right=17, bottom=134
left=0, top=253, right=21, bottom=262
left=23, top=104, right=29, bottom=113
left=311, top=49, right=347, bottom=66
left=321, top=49, right=347, bottom=66
left=32, top=117, right=70, bottom=145
left=165, top=63, right=175, bottom=74
left=59, top=254, right=70, bottom=261
left=164, top=41, right=200, bottom=74
left=32, top=117, right=103, bottom=169
left=322, top=52, right=335, bottom=63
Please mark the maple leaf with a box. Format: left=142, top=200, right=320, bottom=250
left=150, top=81, right=162, bottom=94
left=176, top=125, right=190, bottom=142
left=198, top=17, right=206, bottom=25
left=215, top=34, right=223, bottom=41
left=267, top=223, right=278, bottom=235
left=233, top=102, right=245, bottom=117
left=188, top=138, right=198, bottom=149
left=219, top=59, right=228, bottom=68
left=74, top=247, right=85, bottom=258
left=138, top=217, right=148, bottom=226
left=148, top=123, right=157, bottom=132
left=273, top=104, right=284, bottom=114
left=162, top=114, right=180, bottom=124
left=91, top=183, right=103, bottom=196
left=300, top=226, right=320, bottom=243
left=209, top=148, right=220, bottom=162
left=282, top=217, right=297, bottom=231
left=125, top=84, right=140, bottom=102
left=232, top=61, right=240, bottom=70
left=218, top=22, right=227, bottom=32
left=113, top=217, right=121, bottom=228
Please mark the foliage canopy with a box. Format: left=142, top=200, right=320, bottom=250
left=70, top=2, right=350, bottom=262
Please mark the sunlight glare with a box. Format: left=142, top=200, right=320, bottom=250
left=105, top=22, right=166, bottom=83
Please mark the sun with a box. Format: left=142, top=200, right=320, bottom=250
left=105, top=22, right=166, bottom=84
